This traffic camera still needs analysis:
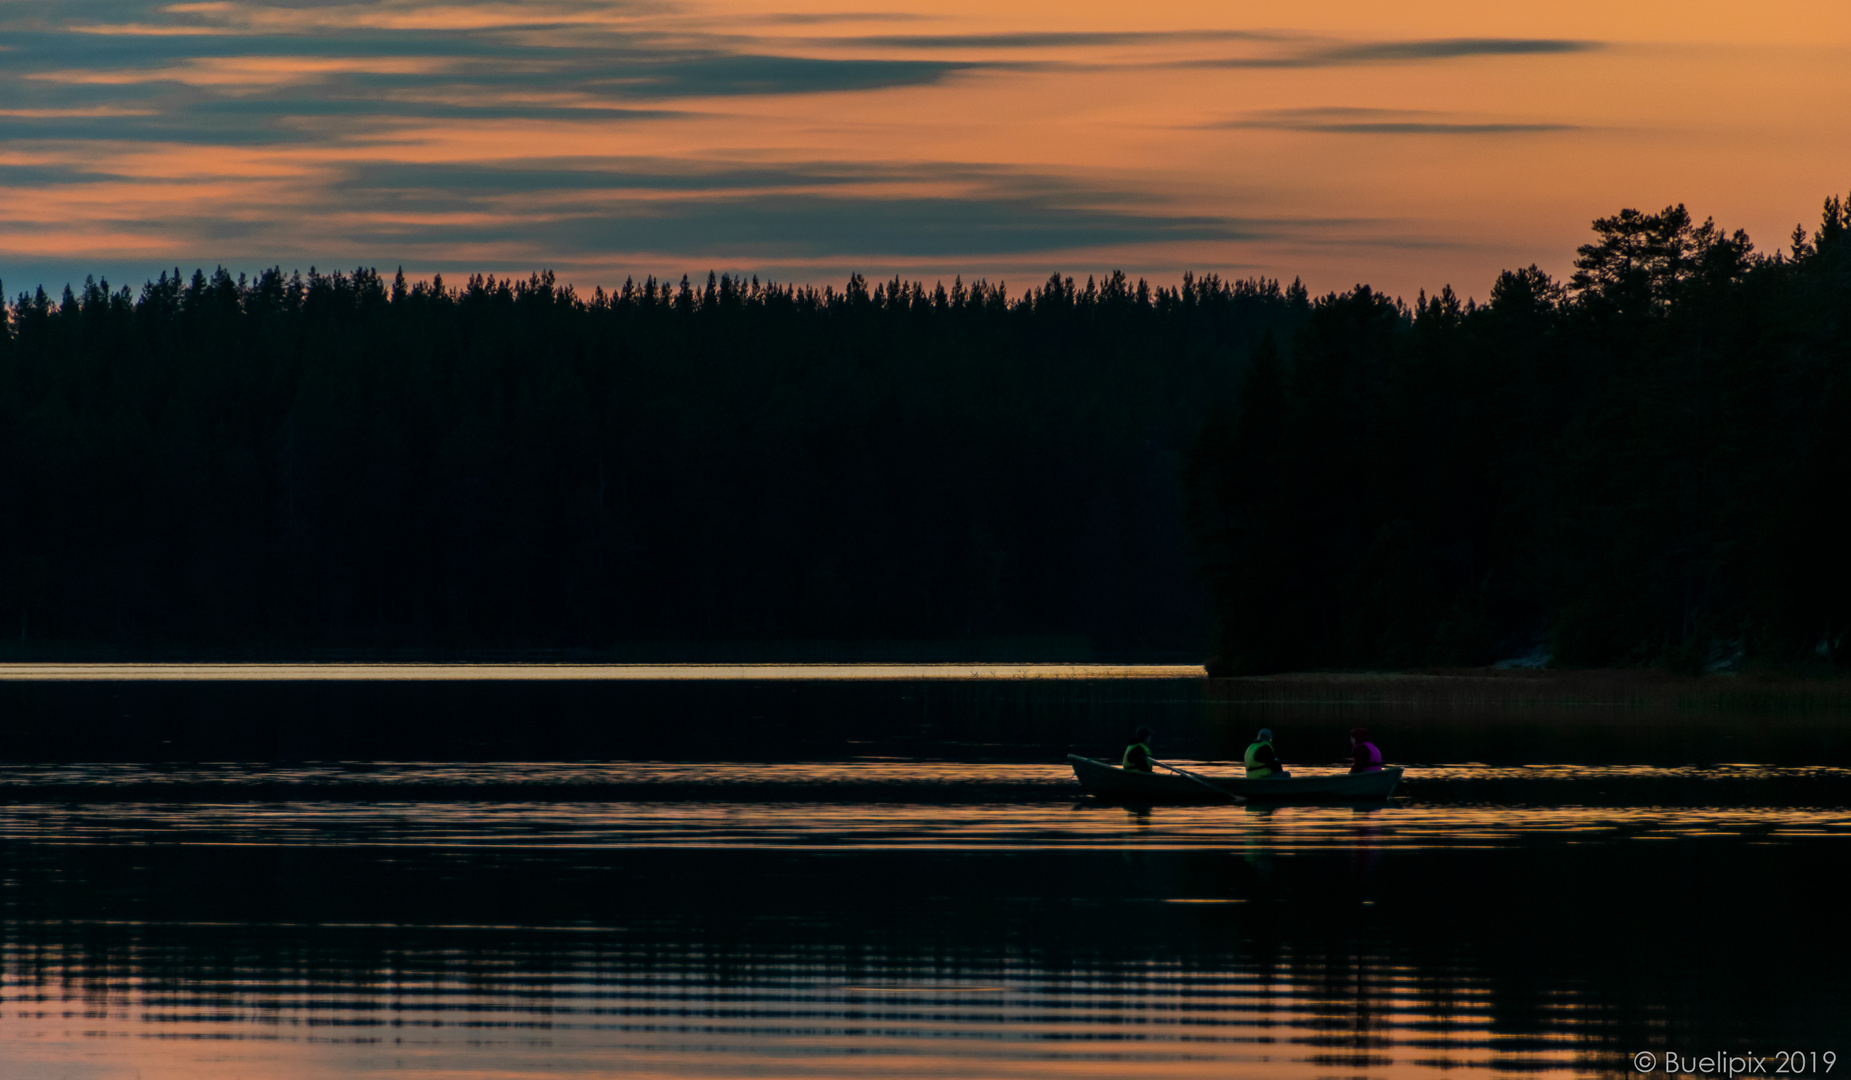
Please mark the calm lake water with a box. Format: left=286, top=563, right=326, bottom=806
left=0, top=671, right=1846, bottom=1079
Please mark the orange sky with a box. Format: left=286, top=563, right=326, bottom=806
left=3, top=0, right=1850, bottom=298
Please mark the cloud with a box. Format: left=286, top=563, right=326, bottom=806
left=2, top=27, right=977, bottom=109
left=0, top=105, right=157, bottom=117
left=1298, top=121, right=1572, bottom=135
left=755, top=11, right=928, bottom=24
left=24, top=152, right=1322, bottom=261
left=0, top=143, right=1339, bottom=268
left=0, top=2, right=1621, bottom=295
left=0, top=163, right=124, bottom=185
left=0, top=2, right=989, bottom=176
left=27, top=55, right=460, bottom=87
left=1323, top=38, right=1596, bottom=61
left=580, top=53, right=969, bottom=97
left=819, top=30, right=1602, bottom=72
left=336, top=158, right=888, bottom=197
left=841, top=30, right=1287, bottom=49
left=351, top=192, right=1285, bottom=259
left=327, top=156, right=1186, bottom=207
left=1187, top=36, right=1600, bottom=69
left=1209, top=107, right=1578, bottom=135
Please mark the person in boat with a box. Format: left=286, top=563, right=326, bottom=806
left=1122, top=727, right=1155, bottom=772
left=1350, top=728, right=1384, bottom=773
left=1243, top=728, right=1289, bottom=779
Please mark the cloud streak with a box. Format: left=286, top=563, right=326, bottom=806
left=0, top=0, right=1726, bottom=300
left=1322, top=37, right=1595, bottom=61
left=1209, top=107, right=1579, bottom=135
left=834, top=30, right=1599, bottom=69
left=1182, top=36, right=1599, bottom=69
left=841, top=30, right=1291, bottom=49
left=321, top=158, right=1312, bottom=257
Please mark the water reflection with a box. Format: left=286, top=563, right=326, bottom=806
left=0, top=762, right=1847, bottom=1078
left=1, top=798, right=1844, bottom=851
left=0, top=923, right=1603, bottom=1080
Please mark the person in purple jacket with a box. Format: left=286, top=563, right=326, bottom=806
left=1349, top=728, right=1383, bottom=773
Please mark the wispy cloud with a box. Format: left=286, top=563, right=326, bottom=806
left=395, top=193, right=1277, bottom=259
left=323, top=157, right=1297, bottom=257
left=841, top=30, right=1291, bottom=49
left=755, top=11, right=928, bottom=25
left=28, top=55, right=461, bottom=87
left=0, top=146, right=1360, bottom=269
left=1324, top=37, right=1595, bottom=61
left=1209, top=107, right=1579, bottom=135
left=0, top=0, right=1724, bottom=299
left=1186, top=36, right=1600, bottom=69
left=821, top=30, right=1599, bottom=72
left=0, top=105, right=158, bottom=117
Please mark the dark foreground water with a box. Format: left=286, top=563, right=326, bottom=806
left=0, top=674, right=1847, bottom=1079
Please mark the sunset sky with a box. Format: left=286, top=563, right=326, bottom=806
left=4, top=0, right=1850, bottom=299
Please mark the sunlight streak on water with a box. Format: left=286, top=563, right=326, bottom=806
left=0, top=663, right=1205, bottom=681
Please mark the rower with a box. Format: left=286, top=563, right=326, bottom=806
left=1350, top=728, right=1383, bottom=773
left=1243, top=728, right=1289, bottom=779
left=1122, top=727, right=1155, bottom=773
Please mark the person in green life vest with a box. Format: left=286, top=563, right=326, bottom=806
left=1122, top=727, right=1155, bottom=772
left=1244, top=727, right=1290, bottom=779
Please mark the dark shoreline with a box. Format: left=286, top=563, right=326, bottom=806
left=1, top=769, right=1846, bottom=807
left=2, top=666, right=1846, bottom=767
left=1207, top=668, right=1851, bottom=711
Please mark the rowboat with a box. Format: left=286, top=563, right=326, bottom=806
left=1067, top=755, right=1403, bottom=803
left=1066, top=755, right=1242, bottom=802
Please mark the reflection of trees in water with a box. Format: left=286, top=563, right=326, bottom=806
left=2, top=837, right=1841, bottom=1075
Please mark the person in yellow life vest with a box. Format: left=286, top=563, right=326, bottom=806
left=1122, top=727, right=1154, bottom=772
left=1244, top=728, right=1290, bottom=779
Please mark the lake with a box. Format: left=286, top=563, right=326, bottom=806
left=0, top=668, right=1846, bottom=1079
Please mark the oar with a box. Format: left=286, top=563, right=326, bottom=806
left=1149, top=758, right=1241, bottom=803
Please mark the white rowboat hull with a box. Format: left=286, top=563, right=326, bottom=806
left=1068, top=755, right=1402, bottom=802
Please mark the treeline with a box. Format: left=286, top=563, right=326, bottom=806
left=1189, top=197, right=1851, bottom=672
left=0, top=265, right=1304, bottom=656
left=10, top=195, right=1849, bottom=668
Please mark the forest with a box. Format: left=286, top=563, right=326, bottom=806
left=0, top=266, right=1299, bottom=658
left=2, top=193, right=1848, bottom=669
left=1190, top=197, right=1851, bottom=672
